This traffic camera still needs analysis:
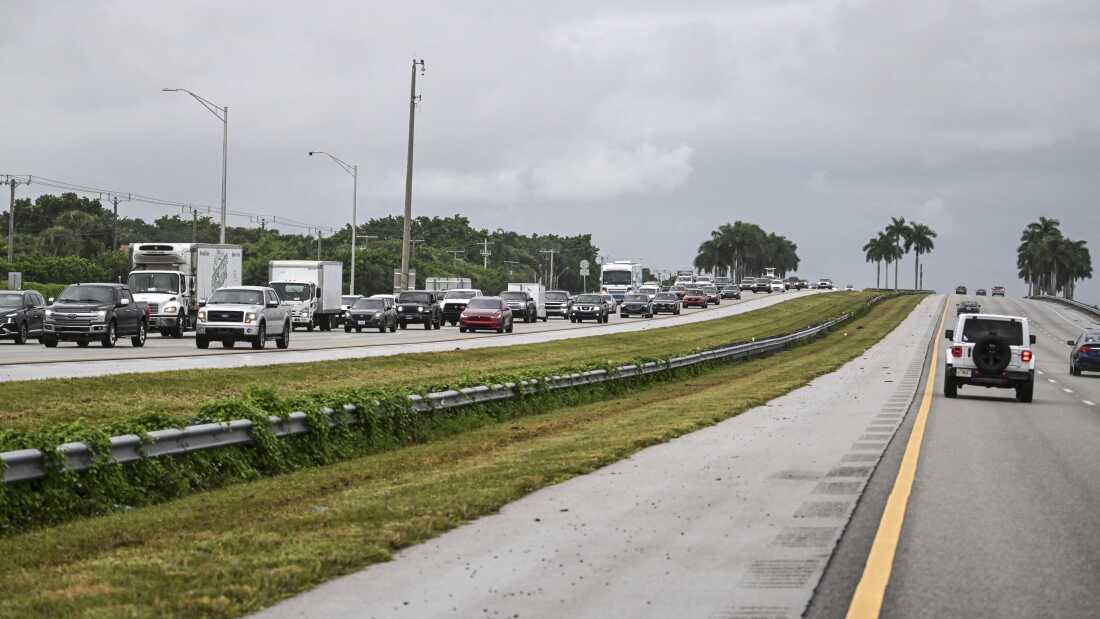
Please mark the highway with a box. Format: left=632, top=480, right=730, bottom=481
left=0, top=290, right=818, bottom=381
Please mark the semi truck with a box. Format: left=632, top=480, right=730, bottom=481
left=600, top=260, right=645, bottom=302
left=425, top=277, right=473, bottom=292
left=268, top=260, right=343, bottom=331
left=128, top=242, right=243, bottom=337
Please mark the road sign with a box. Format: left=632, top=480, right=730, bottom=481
left=580, top=259, right=590, bottom=277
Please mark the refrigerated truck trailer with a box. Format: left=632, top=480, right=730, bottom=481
left=268, top=260, right=343, bottom=331
left=128, top=242, right=243, bottom=337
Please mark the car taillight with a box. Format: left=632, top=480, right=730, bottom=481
left=1081, top=345, right=1092, bottom=353
left=951, top=346, right=963, bottom=358
left=1020, top=350, right=1032, bottom=363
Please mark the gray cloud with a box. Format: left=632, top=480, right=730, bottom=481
left=3, top=0, right=1098, bottom=301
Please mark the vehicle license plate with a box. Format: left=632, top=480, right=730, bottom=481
left=358, top=320, right=366, bottom=325
left=955, top=368, right=972, bottom=377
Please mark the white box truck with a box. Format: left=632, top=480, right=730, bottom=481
left=128, top=242, right=243, bottom=337
left=505, top=282, right=547, bottom=322
left=268, top=260, right=343, bottom=331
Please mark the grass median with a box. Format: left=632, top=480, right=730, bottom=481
left=0, top=293, right=925, bottom=618
left=0, top=292, right=875, bottom=435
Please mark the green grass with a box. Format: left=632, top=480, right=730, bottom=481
left=0, top=294, right=924, bottom=618
left=0, top=291, right=878, bottom=434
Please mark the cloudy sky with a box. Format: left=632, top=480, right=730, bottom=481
left=3, top=1, right=1098, bottom=300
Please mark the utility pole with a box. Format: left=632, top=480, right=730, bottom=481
left=5, top=176, right=30, bottom=263
left=410, top=239, right=426, bottom=258
left=503, top=260, right=521, bottom=278
left=446, top=249, right=465, bottom=261
left=399, top=58, right=426, bottom=292
left=191, top=208, right=198, bottom=243
left=316, top=228, right=323, bottom=260
left=540, top=249, right=559, bottom=288
left=355, top=234, right=379, bottom=293
left=478, top=238, right=494, bottom=269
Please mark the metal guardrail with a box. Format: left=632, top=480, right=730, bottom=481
left=1030, top=295, right=1100, bottom=320
left=1, top=310, right=860, bottom=484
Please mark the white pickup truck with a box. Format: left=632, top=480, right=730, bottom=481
left=944, top=313, right=1036, bottom=402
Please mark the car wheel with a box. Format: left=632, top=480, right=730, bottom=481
left=399, top=321, right=407, bottom=330
left=459, top=326, right=466, bottom=333
left=222, top=339, right=235, bottom=348
left=171, top=316, right=185, bottom=338
left=1016, top=376, right=1034, bottom=403
left=196, top=336, right=209, bottom=349
left=41, top=335, right=58, bottom=348
left=944, top=368, right=957, bottom=398
left=450, top=320, right=457, bottom=327
left=276, top=321, right=291, bottom=349
left=251, top=323, right=267, bottom=349
left=389, top=322, right=397, bottom=333
left=434, top=318, right=441, bottom=329
left=13, top=322, right=27, bottom=345
left=345, top=326, right=352, bottom=333
left=101, top=321, right=117, bottom=348
left=307, top=321, right=315, bottom=332
left=1071, top=363, right=1081, bottom=376
left=131, top=322, right=147, bottom=347
left=497, top=325, right=504, bottom=333
left=506, top=320, right=514, bottom=333
left=377, top=325, right=385, bottom=333
left=356, top=327, right=363, bottom=333
left=77, top=339, right=90, bottom=348
left=423, top=320, right=431, bottom=330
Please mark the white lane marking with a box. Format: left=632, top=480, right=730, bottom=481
left=1051, top=308, right=1085, bottom=328
left=1084, top=400, right=1096, bottom=406
left=1063, top=388, right=1074, bottom=394
left=1048, top=378, right=1057, bottom=383
left=1037, top=370, right=1045, bottom=375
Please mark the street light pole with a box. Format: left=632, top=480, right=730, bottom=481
left=400, top=59, right=426, bottom=292
left=163, top=88, right=228, bottom=243
left=309, top=151, right=359, bottom=294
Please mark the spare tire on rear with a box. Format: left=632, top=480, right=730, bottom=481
left=973, top=336, right=1011, bottom=374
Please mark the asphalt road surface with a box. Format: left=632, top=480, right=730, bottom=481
left=256, top=295, right=943, bottom=619
left=810, top=295, right=1100, bottom=618
left=0, top=290, right=819, bottom=381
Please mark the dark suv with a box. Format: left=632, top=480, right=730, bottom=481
left=545, top=290, right=571, bottom=319
left=500, top=290, right=537, bottom=323
left=569, top=293, right=610, bottom=323
left=41, top=283, right=148, bottom=348
left=0, top=289, right=47, bottom=344
left=619, top=293, right=653, bottom=318
left=396, top=290, right=442, bottom=330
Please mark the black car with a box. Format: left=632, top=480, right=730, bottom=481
left=720, top=285, right=741, bottom=300
left=976, top=288, right=987, bottom=296
left=500, top=291, right=539, bottom=323
left=344, top=296, right=398, bottom=333
left=0, top=289, right=47, bottom=344
left=752, top=279, right=772, bottom=293
left=957, top=301, right=982, bottom=316
left=41, top=283, right=148, bottom=348
left=569, top=293, right=610, bottom=323
left=652, top=292, right=681, bottom=315
left=619, top=293, right=653, bottom=318
left=1068, top=330, right=1100, bottom=376
left=739, top=278, right=756, bottom=291
left=396, top=290, right=442, bottom=330
left=955, top=285, right=967, bottom=295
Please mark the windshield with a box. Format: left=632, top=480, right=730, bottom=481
left=655, top=293, right=677, bottom=300
left=271, top=283, right=311, bottom=302
left=574, top=294, right=603, bottom=303
left=398, top=292, right=431, bottom=304
left=500, top=291, right=526, bottom=301
left=0, top=293, right=23, bottom=308
left=341, top=296, right=360, bottom=306
left=601, top=271, right=633, bottom=285
left=57, top=285, right=115, bottom=304
left=353, top=298, right=385, bottom=310
left=546, top=292, right=568, bottom=301
left=624, top=294, right=647, bottom=302
left=209, top=289, right=264, bottom=305
left=961, top=318, right=1023, bottom=345
left=685, top=289, right=703, bottom=295
left=128, top=272, right=180, bottom=294
left=468, top=298, right=502, bottom=309
left=444, top=290, right=478, bottom=299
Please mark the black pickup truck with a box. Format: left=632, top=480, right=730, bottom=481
left=0, top=289, right=47, bottom=344
left=41, top=283, right=148, bottom=348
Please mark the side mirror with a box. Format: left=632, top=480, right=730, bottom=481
left=944, top=329, right=954, bottom=340
left=198, top=299, right=207, bottom=307
left=1030, top=335, right=1036, bottom=345
left=267, top=301, right=280, bottom=308
left=119, top=297, right=131, bottom=306
left=48, top=297, right=55, bottom=304
left=1067, top=339, right=1075, bottom=346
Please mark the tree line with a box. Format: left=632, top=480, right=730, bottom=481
left=693, top=221, right=800, bottom=281
left=861, top=217, right=936, bottom=290
left=1017, top=217, right=1092, bottom=299
left=0, top=192, right=600, bottom=294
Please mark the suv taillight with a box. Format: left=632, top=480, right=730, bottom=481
left=1020, top=350, right=1032, bottom=363
left=951, top=345, right=963, bottom=358
left=1081, top=345, right=1092, bottom=353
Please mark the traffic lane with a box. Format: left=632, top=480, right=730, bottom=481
left=0, top=292, right=777, bottom=364
left=0, top=291, right=819, bottom=381
left=881, top=296, right=1100, bottom=618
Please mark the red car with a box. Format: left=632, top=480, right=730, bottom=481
left=459, top=297, right=514, bottom=333
left=682, top=288, right=707, bottom=308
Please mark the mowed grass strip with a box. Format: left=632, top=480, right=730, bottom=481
left=0, top=294, right=924, bottom=618
left=0, top=292, right=875, bottom=432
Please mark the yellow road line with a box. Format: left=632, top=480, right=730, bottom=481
left=846, top=299, right=948, bottom=618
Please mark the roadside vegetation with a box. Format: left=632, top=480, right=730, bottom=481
left=861, top=217, right=937, bottom=290
left=0, top=293, right=925, bottom=618
left=1016, top=216, right=1092, bottom=299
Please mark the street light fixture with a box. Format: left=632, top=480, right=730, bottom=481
left=162, top=88, right=228, bottom=244
left=309, top=151, right=359, bottom=294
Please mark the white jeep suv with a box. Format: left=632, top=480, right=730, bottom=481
left=944, top=313, right=1036, bottom=402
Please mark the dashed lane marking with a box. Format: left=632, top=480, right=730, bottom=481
left=1063, top=388, right=1074, bottom=394
left=1084, top=400, right=1096, bottom=407
left=1048, top=378, right=1058, bottom=384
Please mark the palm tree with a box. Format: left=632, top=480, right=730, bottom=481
left=885, top=217, right=909, bottom=291
left=1016, top=218, right=1091, bottom=298
left=693, top=238, right=721, bottom=276
left=863, top=235, right=884, bottom=288
left=904, top=222, right=936, bottom=290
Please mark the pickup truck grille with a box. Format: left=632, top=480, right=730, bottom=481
left=147, top=303, right=160, bottom=314
left=207, top=310, right=244, bottom=322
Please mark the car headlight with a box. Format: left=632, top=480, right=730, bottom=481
left=245, top=312, right=257, bottom=323
left=344, top=311, right=350, bottom=317
left=374, top=312, right=382, bottom=318
left=198, top=309, right=206, bottom=321
left=397, top=305, right=404, bottom=312
left=417, top=306, right=424, bottom=312
left=96, top=310, right=108, bottom=321
left=161, top=303, right=178, bottom=314
left=45, top=309, right=53, bottom=318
